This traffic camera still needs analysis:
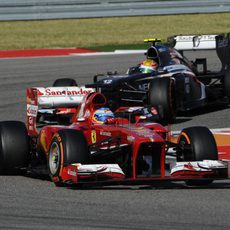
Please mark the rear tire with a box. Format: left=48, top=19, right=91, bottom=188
left=53, top=78, right=77, bottom=87
left=224, top=69, right=230, bottom=99
left=148, top=77, right=176, bottom=124
left=0, top=121, right=29, bottom=174
left=176, top=126, right=218, bottom=186
left=48, top=129, right=89, bottom=186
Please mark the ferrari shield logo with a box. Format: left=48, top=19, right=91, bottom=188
left=91, top=130, right=97, bottom=144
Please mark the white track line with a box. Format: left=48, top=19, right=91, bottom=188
left=70, top=50, right=146, bottom=56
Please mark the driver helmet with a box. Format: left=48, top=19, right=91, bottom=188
left=92, top=107, right=114, bottom=124
left=139, top=59, right=158, bottom=74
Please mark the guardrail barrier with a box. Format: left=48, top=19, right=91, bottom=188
left=0, top=0, right=230, bottom=21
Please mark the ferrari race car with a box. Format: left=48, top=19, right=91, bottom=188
left=86, top=34, right=230, bottom=123
left=0, top=86, right=230, bottom=187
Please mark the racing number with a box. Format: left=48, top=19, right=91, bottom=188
left=91, top=130, right=97, bottom=144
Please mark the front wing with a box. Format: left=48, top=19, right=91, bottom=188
left=52, top=160, right=230, bottom=187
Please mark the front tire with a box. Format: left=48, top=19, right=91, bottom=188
left=148, top=77, right=176, bottom=124
left=176, top=126, right=218, bottom=186
left=48, top=129, right=89, bottom=186
left=0, top=121, right=29, bottom=174
left=177, top=126, right=218, bottom=162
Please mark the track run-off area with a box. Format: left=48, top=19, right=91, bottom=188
left=0, top=52, right=229, bottom=229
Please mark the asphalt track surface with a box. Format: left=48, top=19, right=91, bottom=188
left=0, top=53, right=230, bottom=229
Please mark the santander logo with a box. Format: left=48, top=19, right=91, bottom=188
left=37, top=87, right=94, bottom=96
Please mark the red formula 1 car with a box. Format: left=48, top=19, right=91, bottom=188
left=0, top=86, right=230, bottom=187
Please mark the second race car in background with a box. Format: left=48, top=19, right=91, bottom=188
left=85, top=34, right=230, bottom=123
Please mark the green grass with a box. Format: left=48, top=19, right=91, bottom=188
left=88, top=44, right=150, bottom=51
left=0, top=13, right=229, bottom=50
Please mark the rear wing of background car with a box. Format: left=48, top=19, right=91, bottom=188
left=168, top=33, right=230, bottom=73
left=169, top=34, right=218, bottom=50
left=26, top=86, right=94, bottom=136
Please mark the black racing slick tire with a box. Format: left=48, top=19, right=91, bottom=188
left=224, top=69, right=230, bottom=99
left=48, top=129, right=89, bottom=186
left=177, top=126, right=218, bottom=162
left=176, top=126, right=218, bottom=186
left=148, top=77, right=176, bottom=124
left=53, top=78, right=77, bottom=87
left=0, top=121, right=29, bottom=174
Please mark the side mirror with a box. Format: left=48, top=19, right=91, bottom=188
left=76, top=117, right=87, bottom=122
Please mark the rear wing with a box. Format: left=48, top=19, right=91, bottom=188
left=168, top=33, right=230, bottom=73
left=169, top=34, right=218, bottom=50
left=26, top=86, right=94, bottom=136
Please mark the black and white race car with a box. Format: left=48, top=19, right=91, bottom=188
left=85, top=34, right=230, bottom=123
